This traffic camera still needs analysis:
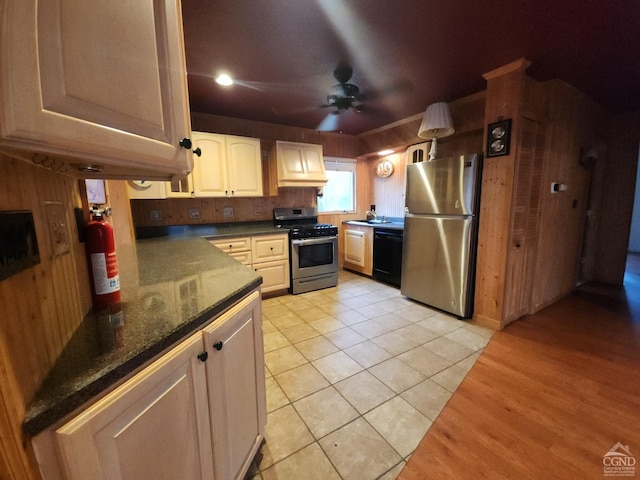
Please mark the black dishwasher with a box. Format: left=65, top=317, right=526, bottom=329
left=373, top=228, right=403, bottom=287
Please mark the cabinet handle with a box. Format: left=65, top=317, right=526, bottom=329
left=213, top=341, right=224, bottom=351
left=197, top=351, right=208, bottom=362
left=179, top=138, right=202, bottom=157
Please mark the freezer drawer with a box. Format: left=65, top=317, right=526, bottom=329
left=400, top=215, right=475, bottom=317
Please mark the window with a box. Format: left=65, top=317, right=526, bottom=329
left=318, top=157, right=356, bottom=213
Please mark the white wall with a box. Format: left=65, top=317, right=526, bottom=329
left=628, top=150, right=640, bottom=252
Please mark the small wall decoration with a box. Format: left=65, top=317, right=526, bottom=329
left=85, top=179, right=106, bottom=204
left=486, top=118, right=512, bottom=157
left=376, top=160, right=394, bottom=177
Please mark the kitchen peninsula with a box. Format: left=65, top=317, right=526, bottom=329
left=25, top=237, right=266, bottom=480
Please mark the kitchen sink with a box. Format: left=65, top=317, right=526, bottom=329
left=351, top=219, right=392, bottom=225
left=366, top=219, right=391, bottom=224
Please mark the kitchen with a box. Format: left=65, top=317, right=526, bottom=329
left=2, top=1, right=640, bottom=479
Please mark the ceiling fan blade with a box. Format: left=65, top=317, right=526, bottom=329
left=317, top=112, right=341, bottom=132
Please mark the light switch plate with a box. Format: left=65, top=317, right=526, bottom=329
left=223, top=207, right=233, bottom=218
left=149, top=209, right=163, bottom=221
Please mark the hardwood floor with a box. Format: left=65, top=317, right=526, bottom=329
left=399, top=255, right=640, bottom=479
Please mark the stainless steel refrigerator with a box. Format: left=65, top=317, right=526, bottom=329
left=400, top=153, right=482, bottom=318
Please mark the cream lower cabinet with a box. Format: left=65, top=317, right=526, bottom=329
left=210, top=234, right=290, bottom=294
left=33, top=290, right=266, bottom=480
left=343, top=225, right=373, bottom=276
left=251, top=234, right=290, bottom=293
left=202, top=291, right=266, bottom=480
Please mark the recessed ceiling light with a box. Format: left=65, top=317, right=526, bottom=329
left=215, top=74, right=234, bottom=86
left=377, top=149, right=394, bottom=156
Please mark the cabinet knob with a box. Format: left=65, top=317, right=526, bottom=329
left=197, top=351, right=208, bottom=362
left=180, top=138, right=202, bottom=157
left=213, top=341, right=224, bottom=351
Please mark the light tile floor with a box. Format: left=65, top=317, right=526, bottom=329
left=247, top=270, right=494, bottom=480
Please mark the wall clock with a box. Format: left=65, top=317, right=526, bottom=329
left=129, top=180, right=153, bottom=190
left=376, top=160, right=394, bottom=177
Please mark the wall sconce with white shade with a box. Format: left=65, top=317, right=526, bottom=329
left=417, top=102, right=455, bottom=160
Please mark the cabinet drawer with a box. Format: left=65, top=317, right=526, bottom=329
left=229, top=250, right=252, bottom=265
left=251, top=235, right=288, bottom=262
left=209, top=237, right=251, bottom=253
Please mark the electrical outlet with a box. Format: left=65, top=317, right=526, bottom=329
left=223, top=207, right=233, bottom=218
left=253, top=205, right=264, bottom=216
left=188, top=208, right=200, bottom=219
left=149, top=209, right=163, bottom=221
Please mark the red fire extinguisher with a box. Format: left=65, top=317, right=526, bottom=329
left=85, top=205, right=120, bottom=310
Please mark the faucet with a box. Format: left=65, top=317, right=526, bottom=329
left=365, top=210, right=377, bottom=220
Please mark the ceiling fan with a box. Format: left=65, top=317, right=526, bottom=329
left=317, top=64, right=364, bottom=131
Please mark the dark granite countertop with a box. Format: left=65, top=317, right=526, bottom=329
left=23, top=237, right=261, bottom=436
left=135, top=221, right=284, bottom=240
left=343, top=217, right=404, bottom=230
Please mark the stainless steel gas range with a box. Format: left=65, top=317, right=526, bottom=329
left=273, top=207, right=338, bottom=294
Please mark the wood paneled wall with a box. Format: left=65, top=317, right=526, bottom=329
left=532, top=81, right=608, bottom=308
left=129, top=187, right=318, bottom=227
left=0, top=155, right=135, bottom=479
left=191, top=112, right=361, bottom=158
left=0, top=154, right=87, bottom=478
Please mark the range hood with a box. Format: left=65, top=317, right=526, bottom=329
left=275, top=141, right=328, bottom=188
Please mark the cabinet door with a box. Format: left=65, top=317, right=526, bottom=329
left=0, top=1, right=192, bottom=177
left=202, top=291, right=266, bottom=480
left=276, top=141, right=327, bottom=185
left=254, top=259, right=290, bottom=293
left=53, top=333, right=213, bottom=480
left=126, top=180, right=168, bottom=199
left=226, top=136, right=263, bottom=196
left=192, top=133, right=228, bottom=197
left=301, top=145, right=326, bottom=180
left=344, top=229, right=366, bottom=267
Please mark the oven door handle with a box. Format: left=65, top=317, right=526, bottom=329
left=291, top=236, right=338, bottom=246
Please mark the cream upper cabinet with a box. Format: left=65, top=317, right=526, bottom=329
left=276, top=141, right=328, bottom=187
left=0, top=0, right=194, bottom=179
left=192, top=132, right=262, bottom=197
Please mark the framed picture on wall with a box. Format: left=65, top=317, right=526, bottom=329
left=486, top=119, right=512, bottom=157
left=85, top=179, right=106, bottom=204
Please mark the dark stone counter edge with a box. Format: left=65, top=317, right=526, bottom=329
left=23, top=277, right=262, bottom=437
